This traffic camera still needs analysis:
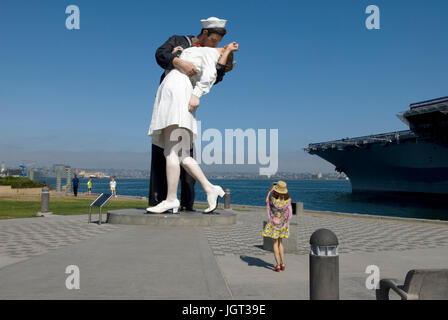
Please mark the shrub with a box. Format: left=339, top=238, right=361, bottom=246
left=0, top=177, right=49, bottom=189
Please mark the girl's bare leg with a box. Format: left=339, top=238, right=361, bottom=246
left=272, top=239, right=280, bottom=267
left=279, top=238, right=285, bottom=266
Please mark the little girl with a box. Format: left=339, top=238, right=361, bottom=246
left=262, top=180, right=293, bottom=272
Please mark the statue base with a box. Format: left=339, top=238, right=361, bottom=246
left=107, top=208, right=236, bottom=227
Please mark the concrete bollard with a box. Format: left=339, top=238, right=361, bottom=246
left=297, top=202, right=303, bottom=214
left=37, top=187, right=53, bottom=217
left=224, top=188, right=231, bottom=209
left=41, top=187, right=50, bottom=213
left=309, top=228, right=339, bottom=300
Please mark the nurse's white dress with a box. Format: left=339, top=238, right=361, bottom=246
left=148, top=46, right=220, bottom=148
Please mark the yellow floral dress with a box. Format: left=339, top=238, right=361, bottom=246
left=262, top=197, right=292, bottom=239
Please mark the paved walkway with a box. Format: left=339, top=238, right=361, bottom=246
left=1, top=209, right=448, bottom=299
left=204, top=209, right=448, bottom=256
left=0, top=215, right=118, bottom=268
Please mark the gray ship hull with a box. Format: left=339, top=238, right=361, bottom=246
left=307, top=96, right=448, bottom=195
left=311, top=138, right=448, bottom=195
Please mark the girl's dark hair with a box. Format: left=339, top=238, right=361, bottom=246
left=199, top=28, right=227, bottom=37
left=272, top=191, right=290, bottom=201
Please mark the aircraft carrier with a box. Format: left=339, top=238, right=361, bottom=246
left=306, top=96, right=448, bottom=195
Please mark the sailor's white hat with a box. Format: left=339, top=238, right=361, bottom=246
left=201, top=17, right=227, bottom=29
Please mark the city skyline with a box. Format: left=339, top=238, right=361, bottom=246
left=0, top=148, right=335, bottom=174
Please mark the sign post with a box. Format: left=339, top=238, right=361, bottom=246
left=89, top=193, right=113, bottom=225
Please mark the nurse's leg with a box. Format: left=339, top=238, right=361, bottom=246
left=165, top=126, right=218, bottom=205
left=163, top=125, right=182, bottom=202
left=171, top=128, right=214, bottom=194
left=180, top=156, right=213, bottom=194
left=177, top=129, right=224, bottom=212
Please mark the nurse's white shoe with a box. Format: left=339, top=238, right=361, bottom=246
left=146, top=199, right=180, bottom=214
left=204, top=185, right=225, bottom=214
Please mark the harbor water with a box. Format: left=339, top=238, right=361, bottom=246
left=36, top=178, right=448, bottom=221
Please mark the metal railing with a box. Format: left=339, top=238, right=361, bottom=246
left=306, top=130, right=418, bottom=152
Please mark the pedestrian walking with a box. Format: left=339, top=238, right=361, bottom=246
left=72, top=174, right=80, bottom=197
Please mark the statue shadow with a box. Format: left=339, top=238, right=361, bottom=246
left=240, top=255, right=274, bottom=270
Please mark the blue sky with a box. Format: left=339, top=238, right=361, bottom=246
left=1, top=0, right=447, bottom=172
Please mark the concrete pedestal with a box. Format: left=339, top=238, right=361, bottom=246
left=262, top=218, right=298, bottom=253
left=107, top=209, right=237, bottom=227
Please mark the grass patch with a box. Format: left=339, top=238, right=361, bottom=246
left=0, top=197, right=148, bottom=220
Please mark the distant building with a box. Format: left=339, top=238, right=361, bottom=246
left=6, top=169, right=22, bottom=177
left=76, top=169, right=110, bottom=179
left=52, top=164, right=67, bottom=171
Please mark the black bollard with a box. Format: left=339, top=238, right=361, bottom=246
left=224, top=188, right=231, bottom=209
left=309, top=228, right=339, bottom=300
left=41, top=187, right=50, bottom=213
left=292, top=202, right=304, bottom=215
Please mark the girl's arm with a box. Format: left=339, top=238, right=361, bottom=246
left=265, top=187, right=274, bottom=204
left=286, top=200, right=293, bottom=223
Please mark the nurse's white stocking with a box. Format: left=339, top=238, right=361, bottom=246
left=180, top=157, right=213, bottom=194
left=163, top=126, right=182, bottom=202
left=163, top=125, right=214, bottom=199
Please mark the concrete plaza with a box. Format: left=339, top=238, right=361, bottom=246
left=1, top=206, right=448, bottom=299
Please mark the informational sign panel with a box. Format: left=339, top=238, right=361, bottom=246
left=90, top=193, right=112, bottom=208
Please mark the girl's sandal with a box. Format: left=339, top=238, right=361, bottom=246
left=280, top=264, right=286, bottom=271
left=273, top=265, right=281, bottom=272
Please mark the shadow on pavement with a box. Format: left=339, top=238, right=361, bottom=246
left=240, top=255, right=275, bottom=270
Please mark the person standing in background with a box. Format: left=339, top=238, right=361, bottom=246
left=87, top=178, right=92, bottom=194
left=72, top=174, right=80, bottom=197
left=110, top=177, right=117, bottom=198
